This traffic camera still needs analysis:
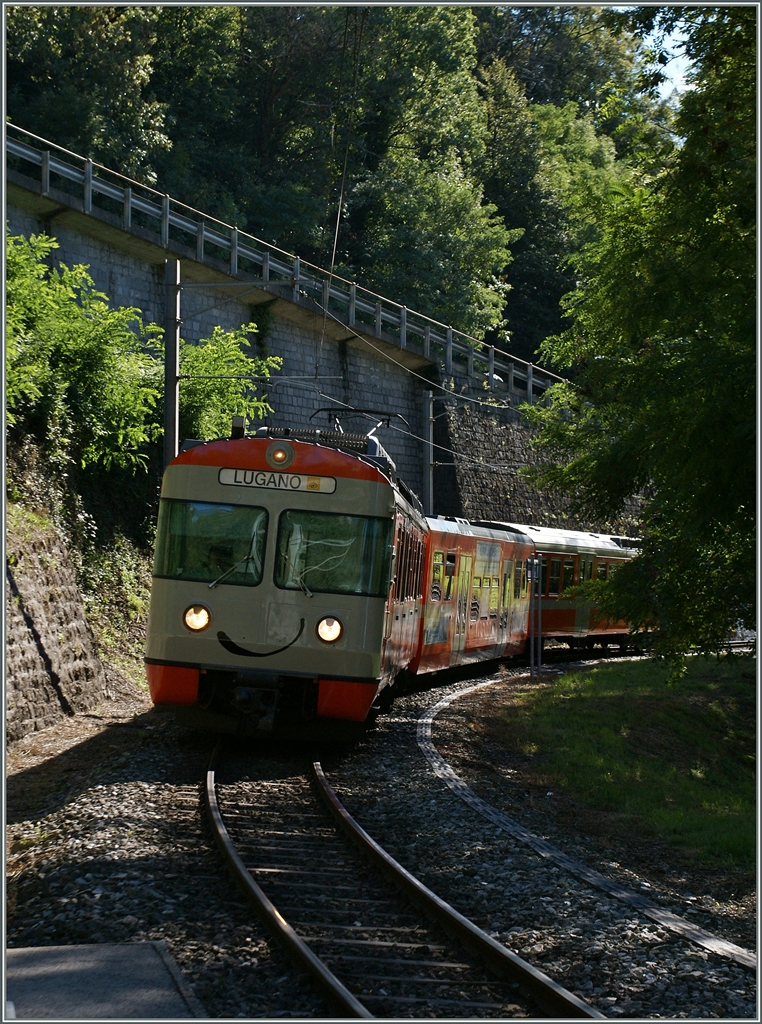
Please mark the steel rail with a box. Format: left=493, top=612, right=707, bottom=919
left=204, top=745, right=373, bottom=1019
left=418, top=683, right=757, bottom=973
left=310, top=761, right=605, bottom=1019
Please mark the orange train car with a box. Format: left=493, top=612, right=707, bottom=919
left=410, top=517, right=534, bottom=675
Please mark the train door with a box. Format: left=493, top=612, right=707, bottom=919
left=510, top=558, right=528, bottom=641
left=499, top=557, right=513, bottom=648
left=452, top=554, right=472, bottom=660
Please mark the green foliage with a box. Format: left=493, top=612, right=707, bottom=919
left=6, top=231, right=163, bottom=470
left=179, top=325, right=282, bottom=441
left=6, top=231, right=281, bottom=472
left=350, top=151, right=518, bottom=335
left=78, top=530, right=154, bottom=687
left=533, top=102, right=626, bottom=248
left=524, top=7, right=756, bottom=656
left=6, top=6, right=688, bottom=364
left=6, top=6, right=170, bottom=181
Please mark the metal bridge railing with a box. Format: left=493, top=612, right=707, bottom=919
left=6, top=123, right=563, bottom=403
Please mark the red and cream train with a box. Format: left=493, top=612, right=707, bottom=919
left=145, top=428, right=637, bottom=737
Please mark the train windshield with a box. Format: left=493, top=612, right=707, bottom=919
left=275, top=510, right=392, bottom=597
left=153, top=499, right=268, bottom=587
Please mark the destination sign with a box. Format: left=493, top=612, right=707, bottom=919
left=218, top=467, right=336, bottom=494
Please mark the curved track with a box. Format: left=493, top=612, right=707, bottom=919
left=205, top=747, right=603, bottom=1019
left=419, top=681, right=756, bottom=972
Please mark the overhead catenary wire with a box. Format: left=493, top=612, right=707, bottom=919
left=315, top=7, right=367, bottom=386
left=302, top=383, right=523, bottom=473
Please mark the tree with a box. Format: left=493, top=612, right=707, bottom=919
left=473, top=6, right=639, bottom=117
left=179, top=326, right=281, bottom=441
left=6, top=6, right=170, bottom=180
left=348, top=150, right=518, bottom=336
left=523, top=6, right=756, bottom=662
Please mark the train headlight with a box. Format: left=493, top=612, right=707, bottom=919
left=316, top=616, right=343, bottom=643
left=184, top=605, right=211, bottom=632
left=266, top=441, right=294, bottom=469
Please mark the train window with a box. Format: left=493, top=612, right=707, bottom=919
left=541, top=556, right=548, bottom=595
left=563, top=559, right=575, bottom=592
left=417, top=538, right=425, bottom=598
left=470, top=579, right=481, bottom=621
left=513, top=560, right=523, bottom=599
left=579, top=559, right=587, bottom=583
left=275, top=510, right=392, bottom=596
left=407, top=532, right=417, bottom=599
left=444, top=552, right=456, bottom=600
left=398, top=526, right=409, bottom=599
left=489, top=578, right=500, bottom=617
left=548, top=557, right=561, bottom=596
left=522, top=562, right=528, bottom=595
left=431, top=550, right=444, bottom=601
left=153, top=499, right=268, bottom=587
left=501, top=562, right=513, bottom=606
left=406, top=529, right=415, bottom=599
left=598, top=561, right=608, bottom=581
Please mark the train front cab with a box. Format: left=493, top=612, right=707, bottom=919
left=411, top=518, right=534, bottom=674
left=144, top=432, right=419, bottom=738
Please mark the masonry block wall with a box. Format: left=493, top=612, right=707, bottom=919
left=431, top=372, right=641, bottom=536
left=6, top=509, right=107, bottom=746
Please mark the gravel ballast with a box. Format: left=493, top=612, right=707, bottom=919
left=6, top=666, right=757, bottom=1019
left=6, top=677, right=328, bottom=1018
left=322, top=669, right=757, bottom=1020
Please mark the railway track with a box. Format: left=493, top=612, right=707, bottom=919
left=205, top=747, right=604, bottom=1019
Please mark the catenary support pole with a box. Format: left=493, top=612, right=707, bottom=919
left=164, top=259, right=181, bottom=467
left=423, top=390, right=434, bottom=516
left=537, top=556, right=543, bottom=674
left=529, top=560, right=535, bottom=679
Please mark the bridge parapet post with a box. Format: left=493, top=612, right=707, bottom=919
left=83, top=159, right=93, bottom=213
left=41, top=151, right=50, bottom=196
left=292, top=257, right=301, bottom=303
left=161, top=195, right=170, bottom=248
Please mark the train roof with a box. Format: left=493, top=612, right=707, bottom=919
left=427, top=516, right=533, bottom=545
left=473, top=521, right=639, bottom=557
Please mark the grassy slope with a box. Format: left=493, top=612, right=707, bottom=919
left=492, top=656, right=756, bottom=870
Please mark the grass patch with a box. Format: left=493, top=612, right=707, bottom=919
left=494, top=656, right=756, bottom=870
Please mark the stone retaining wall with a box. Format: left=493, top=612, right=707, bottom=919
left=6, top=507, right=106, bottom=747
